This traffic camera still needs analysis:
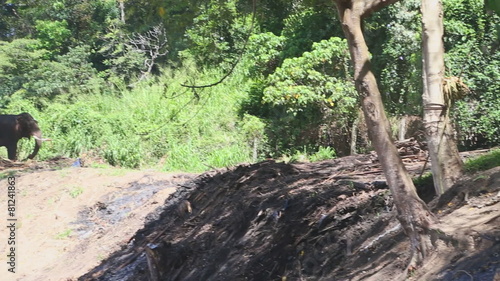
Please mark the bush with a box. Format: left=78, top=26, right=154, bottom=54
left=5, top=66, right=254, bottom=171
left=242, top=37, right=357, bottom=157
left=309, top=146, right=337, bottom=162
left=464, top=149, right=500, bottom=173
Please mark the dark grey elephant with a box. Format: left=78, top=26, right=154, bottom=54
left=0, top=113, right=43, bottom=160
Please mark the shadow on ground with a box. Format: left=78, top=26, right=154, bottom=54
left=78, top=157, right=500, bottom=281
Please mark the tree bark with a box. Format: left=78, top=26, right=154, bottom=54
left=399, top=115, right=407, bottom=141
left=333, top=0, right=435, bottom=265
left=350, top=110, right=359, bottom=155
left=252, top=137, right=258, bottom=162
left=119, top=0, right=126, bottom=24
left=421, top=0, right=463, bottom=195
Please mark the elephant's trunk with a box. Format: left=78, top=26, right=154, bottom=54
left=28, top=130, right=42, bottom=159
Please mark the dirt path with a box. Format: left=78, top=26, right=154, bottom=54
left=0, top=160, right=195, bottom=281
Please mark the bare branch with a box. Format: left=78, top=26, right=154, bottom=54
left=127, top=24, right=169, bottom=83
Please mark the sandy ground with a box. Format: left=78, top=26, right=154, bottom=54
left=0, top=159, right=194, bottom=281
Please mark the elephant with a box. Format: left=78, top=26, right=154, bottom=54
left=0, top=113, right=43, bottom=160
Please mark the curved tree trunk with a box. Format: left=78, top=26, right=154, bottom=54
left=333, top=0, right=435, bottom=265
left=421, top=0, right=463, bottom=195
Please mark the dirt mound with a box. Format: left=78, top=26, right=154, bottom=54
left=1, top=150, right=497, bottom=281
left=78, top=158, right=500, bottom=281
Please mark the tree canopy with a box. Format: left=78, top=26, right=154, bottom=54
left=0, top=0, right=498, bottom=163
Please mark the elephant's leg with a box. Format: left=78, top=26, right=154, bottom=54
left=7, top=144, right=17, bottom=160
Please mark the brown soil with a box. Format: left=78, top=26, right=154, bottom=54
left=0, top=152, right=498, bottom=281
left=0, top=157, right=195, bottom=281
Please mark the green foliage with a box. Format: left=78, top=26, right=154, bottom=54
left=66, top=0, right=119, bottom=43
left=243, top=37, right=357, bottom=157
left=413, top=172, right=434, bottom=188
left=239, top=113, right=267, bottom=160
left=365, top=0, right=499, bottom=149
left=6, top=66, right=253, bottom=171
left=182, top=0, right=251, bottom=66
left=8, top=0, right=118, bottom=45
left=0, top=41, right=104, bottom=105
left=486, top=0, right=500, bottom=15
left=368, top=0, right=422, bottom=115
left=416, top=150, right=500, bottom=187
left=0, top=39, right=47, bottom=101
left=443, top=0, right=485, bottom=46
left=35, top=20, right=71, bottom=57
left=55, top=229, right=72, bottom=239
left=280, top=145, right=336, bottom=163
left=240, top=113, right=266, bottom=142
left=23, top=45, right=105, bottom=101
left=263, top=37, right=355, bottom=114
left=444, top=0, right=500, bottom=149
left=1, top=3, right=17, bottom=39
left=454, top=95, right=500, bottom=149
left=244, top=32, right=285, bottom=77
left=281, top=6, right=340, bottom=58
left=1, top=0, right=499, bottom=170
left=309, top=146, right=336, bottom=162
left=464, top=149, right=500, bottom=173
left=67, top=186, right=84, bottom=198
left=97, top=20, right=146, bottom=88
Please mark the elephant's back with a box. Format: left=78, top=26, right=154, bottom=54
left=0, top=115, right=18, bottom=136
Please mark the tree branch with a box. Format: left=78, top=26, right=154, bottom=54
left=127, top=24, right=168, bottom=83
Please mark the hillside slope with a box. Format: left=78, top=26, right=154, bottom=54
left=0, top=152, right=498, bottom=281
left=80, top=156, right=499, bottom=281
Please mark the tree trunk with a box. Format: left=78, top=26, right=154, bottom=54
left=252, top=137, right=258, bottom=162
left=333, top=0, right=435, bottom=265
left=350, top=112, right=359, bottom=155
left=399, top=115, right=407, bottom=141
left=421, top=0, right=463, bottom=195
left=119, top=0, right=126, bottom=24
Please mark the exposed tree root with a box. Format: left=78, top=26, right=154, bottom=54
left=394, top=219, right=481, bottom=280
left=453, top=270, right=474, bottom=281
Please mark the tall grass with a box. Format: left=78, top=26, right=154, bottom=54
left=464, top=148, right=500, bottom=173
left=7, top=65, right=256, bottom=171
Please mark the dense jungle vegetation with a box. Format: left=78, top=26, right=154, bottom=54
left=0, top=0, right=498, bottom=171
